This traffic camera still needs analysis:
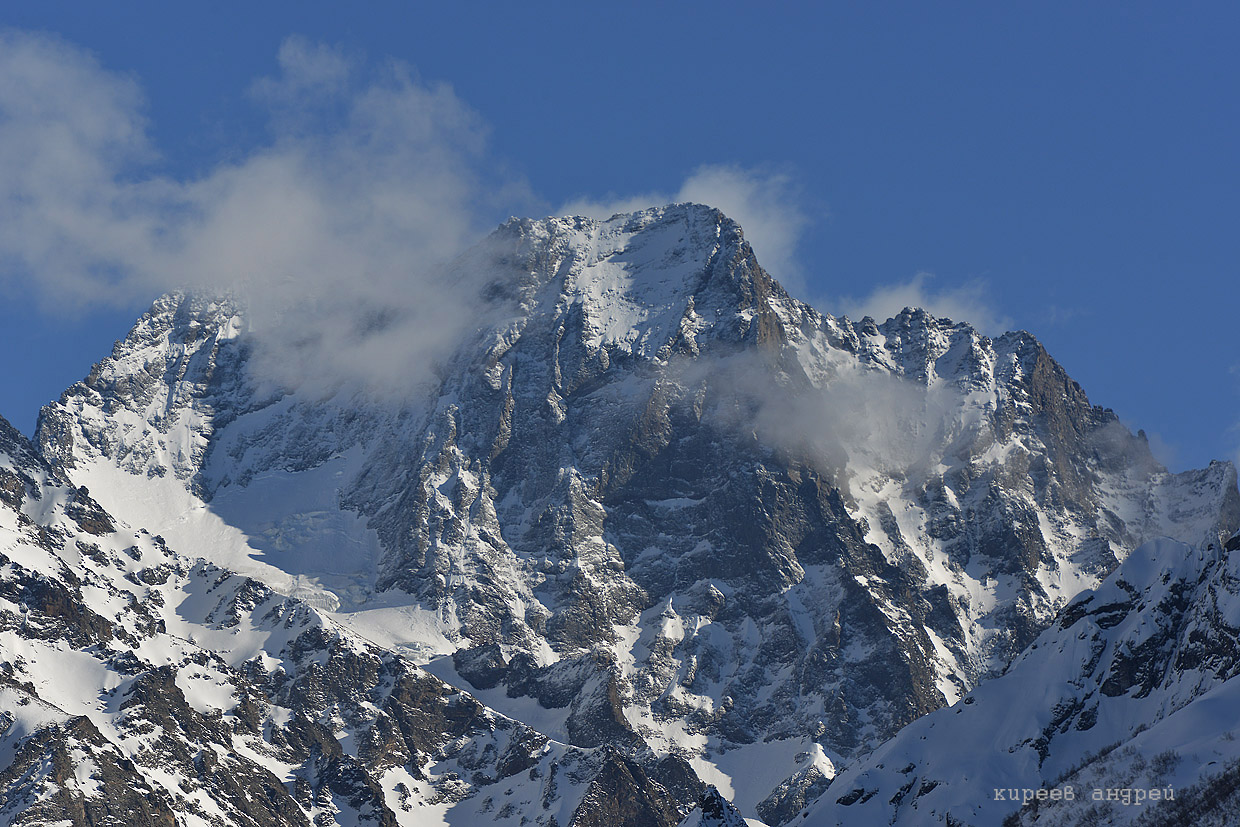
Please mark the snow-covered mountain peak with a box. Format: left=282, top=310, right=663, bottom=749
left=36, top=290, right=248, bottom=479
left=476, top=202, right=791, bottom=367
left=23, top=203, right=1240, bottom=825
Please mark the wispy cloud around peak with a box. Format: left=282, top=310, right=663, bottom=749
left=0, top=30, right=155, bottom=302
left=557, top=192, right=667, bottom=226
left=559, top=163, right=812, bottom=288
left=837, top=272, right=1011, bottom=335
left=677, top=164, right=809, bottom=285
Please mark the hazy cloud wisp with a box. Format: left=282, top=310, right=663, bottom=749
left=674, top=351, right=976, bottom=489
left=0, top=31, right=517, bottom=395
left=559, top=163, right=811, bottom=288
left=838, top=272, right=1010, bottom=335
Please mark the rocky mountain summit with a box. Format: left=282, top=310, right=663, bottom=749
left=9, top=203, right=1240, bottom=824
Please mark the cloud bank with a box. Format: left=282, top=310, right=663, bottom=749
left=0, top=31, right=521, bottom=393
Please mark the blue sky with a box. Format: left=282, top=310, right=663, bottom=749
left=1, top=2, right=1237, bottom=471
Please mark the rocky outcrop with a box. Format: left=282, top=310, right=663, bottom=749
left=679, top=787, right=749, bottom=827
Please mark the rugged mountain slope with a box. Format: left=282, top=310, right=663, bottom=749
left=1, top=414, right=707, bottom=826
left=678, top=787, right=749, bottom=827
left=804, top=536, right=1240, bottom=826
left=32, top=203, right=1240, bottom=820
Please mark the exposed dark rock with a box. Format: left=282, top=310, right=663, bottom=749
left=568, top=751, right=684, bottom=827
left=453, top=642, right=508, bottom=690
left=0, top=715, right=179, bottom=827
left=757, top=763, right=833, bottom=826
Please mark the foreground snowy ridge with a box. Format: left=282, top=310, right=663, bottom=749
left=6, top=203, right=1240, bottom=824
left=805, top=535, right=1240, bottom=825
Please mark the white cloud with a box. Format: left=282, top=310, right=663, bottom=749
left=251, top=36, right=353, bottom=109
left=557, top=192, right=666, bottom=221
left=1043, top=303, right=1088, bottom=327
left=837, top=272, right=1011, bottom=335
left=0, top=31, right=524, bottom=394
left=676, top=164, right=808, bottom=285
left=558, top=163, right=811, bottom=286
left=681, top=351, right=970, bottom=484
left=1142, top=430, right=1181, bottom=472
left=0, top=30, right=157, bottom=304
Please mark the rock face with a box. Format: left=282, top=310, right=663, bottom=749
left=18, top=203, right=1240, bottom=823
left=679, top=787, right=749, bottom=827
